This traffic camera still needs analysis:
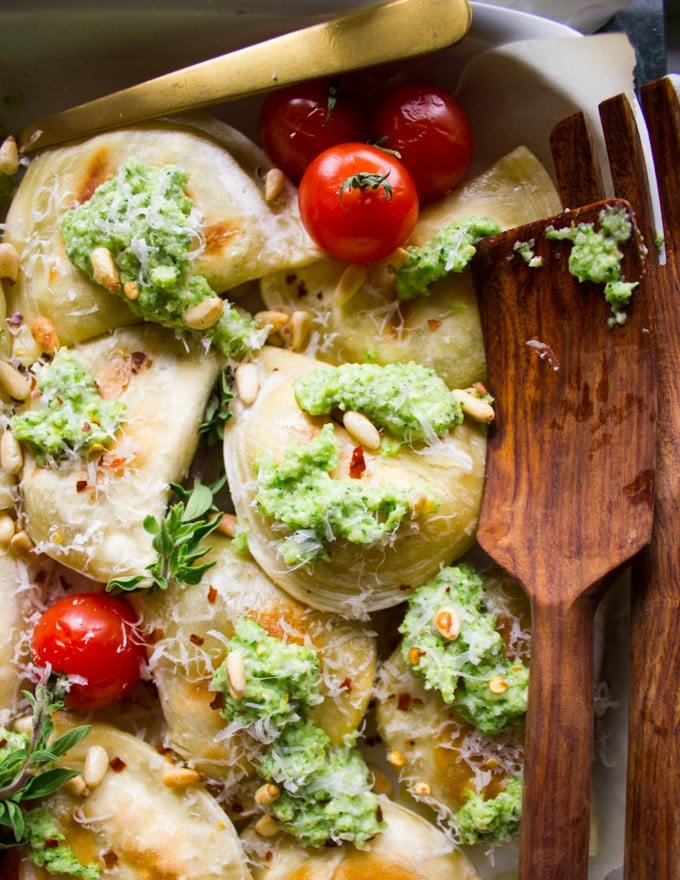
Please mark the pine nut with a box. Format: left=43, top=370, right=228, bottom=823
left=0, top=514, right=15, bottom=547
left=0, top=243, right=19, bottom=283
left=254, top=814, right=280, bottom=838
left=216, top=512, right=238, bottom=538
left=434, top=606, right=461, bottom=641
left=452, top=388, right=495, bottom=424
left=0, top=361, right=31, bottom=402
left=162, top=766, right=201, bottom=788
left=413, top=781, right=431, bottom=796
left=254, top=783, right=280, bottom=806
left=90, top=247, right=121, bottom=292
left=342, top=410, right=381, bottom=450
left=226, top=649, right=246, bottom=699
left=1, top=429, right=22, bottom=475
left=387, top=247, right=410, bottom=270
left=387, top=749, right=406, bottom=768
left=10, top=529, right=34, bottom=558
left=333, top=264, right=367, bottom=306
left=0, top=136, right=19, bottom=176
left=123, top=281, right=140, bottom=301
left=30, top=316, right=60, bottom=355
left=234, top=362, right=259, bottom=405
left=254, top=310, right=290, bottom=335
left=183, top=297, right=224, bottom=330
left=264, top=168, right=285, bottom=202
left=83, top=745, right=110, bottom=789
left=62, top=774, right=89, bottom=797
left=488, top=674, right=509, bottom=695
left=290, top=310, right=311, bottom=352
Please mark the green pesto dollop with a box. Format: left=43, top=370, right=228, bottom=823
left=211, top=616, right=323, bottom=733
left=394, top=216, right=501, bottom=300
left=545, top=204, right=639, bottom=327
left=24, top=808, right=100, bottom=880
left=255, top=422, right=422, bottom=566
left=11, top=348, right=127, bottom=463
left=259, top=720, right=384, bottom=849
left=211, top=617, right=383, bottom=849
left=59, top=157, right=261, bottom=358
left=454, top=777, right=523, bottom=845
left=294, top=361, right=462, bottom=445
left=399, top=564, right=529, bottom=736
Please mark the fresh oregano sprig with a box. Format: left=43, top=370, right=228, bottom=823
left=106, top=478, right=223, bottom=594
left=0, top=680, right=91, bottom=849
left=198, top=368, right=234, bottom=447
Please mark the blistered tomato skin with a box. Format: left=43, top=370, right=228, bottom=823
left=372, top=84, right=474, bottom=203
left=31, top=593, right=146, bottom=711
left=259, top=78, right=368, bottom=182
left=298, top=142, right=419, bottom=264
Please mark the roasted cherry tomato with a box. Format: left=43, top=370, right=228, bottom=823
left=31, top=593, right=145, bottom=711
left=259, top=78, right=368, bottom=182
left=298, top=142, right=419, bottom=264
left=371, top=83, right=474, bottom=203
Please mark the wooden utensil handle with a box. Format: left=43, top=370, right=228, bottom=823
left=519, top=593, right=597, bottom=880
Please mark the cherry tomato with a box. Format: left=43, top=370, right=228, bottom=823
left=31, top=593, right=145, bottom=711
left=259, top=78, right=368, bottom=182
left=371, top=83, right=474, bottom=203
left=298, top=142, right=419, bottom=264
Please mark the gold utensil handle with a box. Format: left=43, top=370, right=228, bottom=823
left=19, top=0, right=471, bottom=153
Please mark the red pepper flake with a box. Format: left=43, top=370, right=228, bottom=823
left=427, top=318, right=442, bottom=331
left=103, top=456, right=127, bottom=470
left=130, top=351, right=150, bottom=373
left=76, top=480, right=88, bottom=493
left=45, top=838, right=60, bottom=849
left=339, top=676, right=353, bottom=693
left=103, top=851, right=120, bottom=869
left=207, top=585, right=218, bottom=604
left=210, top=692, right=225, bottom=711
left=397, top=692, right=412, bottom=712
left=82, top=422, right=91, bottom=432
left=109, top=756, right=127, bottom=772
left=145, top=626, right=165, bottom=644
left=189, top=633, right=205, bottom=647
left=349, top=445, right=366, bottom=479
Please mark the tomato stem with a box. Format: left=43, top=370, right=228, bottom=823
left=339, top=171, right=393, bottom=207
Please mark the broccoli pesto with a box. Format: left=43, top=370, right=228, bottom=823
left=294, top=361, right=463, bottom=444
left=545, top=204, right=639, bottom=327
left=255, top=422, right=425, bottom=566
left=394, top=216, right=501, bottom=300
left=59, top=157, right=261, bottom=358
left=24, top=809, right=100, bottom=880
left=211, top=617, right=384, bottom=848
left=455, top=777, right=523, bottom=845
left=11, top=348, right=127, bottom=463
left=399, top=563, right=529, bottom=736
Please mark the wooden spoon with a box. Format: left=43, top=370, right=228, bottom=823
left=469, top=198, right=655, bottom=880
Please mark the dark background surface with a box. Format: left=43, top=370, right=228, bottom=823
left=600, top=0, right=670, bottom=84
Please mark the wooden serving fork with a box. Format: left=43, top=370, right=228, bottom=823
left=469, top=130, right=656, bottom=875
left=552, top=76, right=680, bottom=880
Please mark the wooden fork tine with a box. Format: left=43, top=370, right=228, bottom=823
left=599, top=93, right=658, bottom=251
left=549, top=111, right=606, bottom=208
left=611, top=76, right=680, bottom=880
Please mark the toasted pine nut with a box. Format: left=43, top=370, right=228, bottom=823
left=254, top=783, right=281, bottom=806
left=216, top=512, right=238, bottom=538
left=0, top=136, right=19, bottom=176
left=83, top=745, right=110, bottom=789
left=255, top=814, right=280, bottom=838
left=10, top=529, right=34, bottom=558
left=413, top=781, right=431, bottom=796
left=226, top=649, right=246, bottom=699
left=434, top=606, right=461, bottom=641
left=30, top=316, right=60, bottom=355
left=0, top=514, right=15, bottom=547
left=62, top=774, right=89, bottom=797
left=409, top=489, right=435, bottom=515
left=0, top=361, right=30, bottom=401
left=264, top=168, right=286, bottom=202
left=452, top=388, right=495, bottom=424
left=123, top=280, right=140, bottom=300
left=90, top=247, right=121, bottom=292
left=183, top=297, right=224, bottom=331
left=1, top=429, right=22, bottom=475
left=290, top=310, right=311, bottom=352
left=333, top=264, right=367, bottom=306
left=387, top=749, right=406, bottom=768
left=387, top=247, right=410, bottom=271
left=234, top=362, right=259, bottom=405
left=488, top=674, right=509, bottom=695
left=342, top=410, right=381, bottom=450
left=0, top=243, right=19, bottom=283
left=484, top=757, right=500, bottom=769
left=162, top=766, right=201, bottom=788
left=254, top=310, right=290, bottom=335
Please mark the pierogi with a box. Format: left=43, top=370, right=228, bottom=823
left=223, top=346, right=486, bottom=616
